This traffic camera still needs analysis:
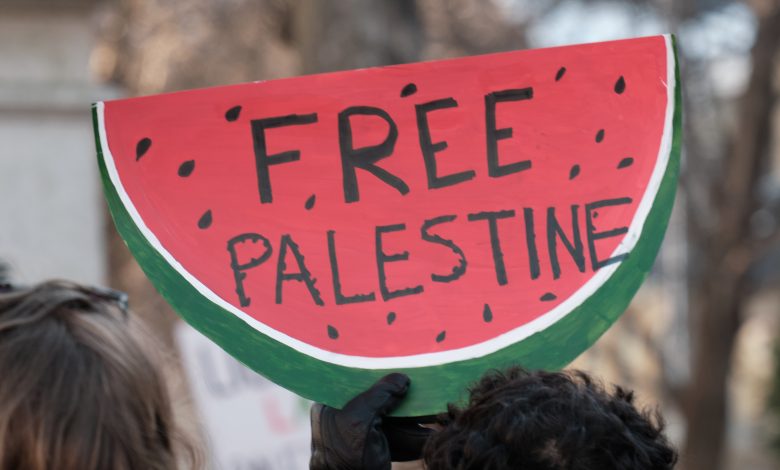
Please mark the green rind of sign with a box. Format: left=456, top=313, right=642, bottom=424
left=93, top=49, right=680, bottom=417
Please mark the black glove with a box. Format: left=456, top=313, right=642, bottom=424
left=309, top=373, right=431, bottom=470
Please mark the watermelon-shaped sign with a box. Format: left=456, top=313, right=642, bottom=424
left=94, top=35, right=680, bottom=415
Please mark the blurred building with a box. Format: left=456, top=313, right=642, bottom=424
left=0, top=0, right=116, bottom=284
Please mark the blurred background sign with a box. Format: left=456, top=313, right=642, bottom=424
left=176, top=322, right=311, bottom=470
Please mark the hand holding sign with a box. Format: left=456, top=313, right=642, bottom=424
left=310, top=373, right=424, bottom=470
left=94, top=35, right=681, bottom=415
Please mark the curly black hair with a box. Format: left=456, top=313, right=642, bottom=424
left=423, top=368, right=677, bottom=469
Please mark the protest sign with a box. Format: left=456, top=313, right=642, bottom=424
left=176, top=323, right=310, bottom=470
left=95, top=35, right=680, bottom=415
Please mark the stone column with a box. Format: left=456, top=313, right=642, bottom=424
left=0, top=0, right=117, bottom=285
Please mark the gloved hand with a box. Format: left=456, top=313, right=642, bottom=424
left=309, top=373, right=431, bottom=470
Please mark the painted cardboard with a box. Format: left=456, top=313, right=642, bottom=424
left=94, top=35, right=681, bottom=415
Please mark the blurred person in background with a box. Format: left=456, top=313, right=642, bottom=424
left=0, top=279, right=200, bottom=470
left=311, top=368, right=677, bottom=470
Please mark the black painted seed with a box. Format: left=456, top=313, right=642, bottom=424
left=618, top=157, right=634, bottom=169
left=387, top=312, right=396, bottom=325
left=135, top=138, right=152, bottom=161
left=436, top=331, right=446, bottom=343
left=197, top=210, right=212, bottom=229
left=327, top=325, right=339, bottom=339
left=555, top=66, right=566, bottom=81
left=305, top=194, right=316, bottom=210
left=595, top=129, right=605, bottom=143
left=178, top=160, right=195, bottom=177
left=400, top=83, right=417, bottom=97
left=593, top=211, right=599, bottom=219
left=614, top=76, right=626, bottom=94
left=569, top=164, right=580, bottom=180
left=225, top=105, right=242, bottom=122
left=540, top=292, right=557, bottom=301
left=483, top=304, right=493, bottom=323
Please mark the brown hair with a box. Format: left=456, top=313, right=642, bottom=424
left=0, top=280, right=196, bottom=469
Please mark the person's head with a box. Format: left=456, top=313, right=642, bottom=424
left=0, top=280, right=193, bottom=470
left=423, top=367, right=677, bottom=470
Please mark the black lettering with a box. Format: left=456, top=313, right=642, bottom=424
left=327, top=230, right=376, bottom=304
left=585, top=198, right=633, bottom=270
left=523, top=208, right=541, bottom=279
left=375, top=224, right=424, bottom=301
left=275, top=234, right=324, bottom=306
left=198, top=349, right=230, bottom=397
left=339, top=106, right=409, bottom=203
left=420, top=215, right=467, bottom=283
left=227, top=233, right=273, bottom=307
left=251, top=113, right=318, bottom=203
left=416, top=98, right=476, bottom=189
left=485, top=88, right=533, bottom=177
left=547, top=205, right=585, bottom=279
left=467, top=210, right=516, bottom=286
